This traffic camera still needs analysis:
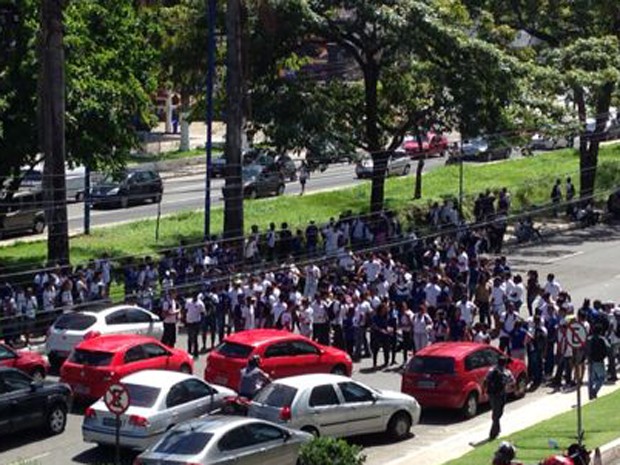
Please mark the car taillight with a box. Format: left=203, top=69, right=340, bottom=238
left=279, top=406, right=291, bottom=421
left=85, top=407, right=96, bottom=419
left=129, top=415, right=150, bottom=427
left=83, top=330, right=101, bottom=340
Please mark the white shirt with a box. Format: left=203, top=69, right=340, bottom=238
left=311, top=300, right=328, bottom=324
left=162, top=299, right=180, bottom=324
left=457, top=251, right=469, bottom=273
left=272, top=301, right=288, bottom=325
left=361, top=260, right=382, bottom=283
left=544, top=280, right=562, bottom=300
left=499, top=311, right=518, bottom=337
left=491, top=285, right=506, bottom=308
left=424, top=283, right=441, bottom=307
left=508, top=282, right=525, bottom=304
left=458, top=300, right=476, bottom=325
left=299, top=307, right=314, bottom=336
left=185, top=299, right=205, bottom=324
left=241, top=304, right=255, bottom=330
left=354, top=301, right=371, bottom=327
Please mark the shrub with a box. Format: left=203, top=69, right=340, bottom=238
left=298, top=437, right=366, bottom=465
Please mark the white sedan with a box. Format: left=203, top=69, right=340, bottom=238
left=248, top=374, right=420, bottom=441
left=82, top=370, right=236, bottom=450
left=45, top=305, right=163, bottom=367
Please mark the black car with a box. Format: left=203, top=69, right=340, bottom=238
left=90, top=169, right=163, bottom=208
left=212, top=148, right=297, bottom=181
left=0, top=190, right=46, bottom=239
left=0, top=367, right=72, bottom=436
left=239, top=164, right=285, bottom=199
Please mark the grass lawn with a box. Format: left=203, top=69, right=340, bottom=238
left=444, top=387, right=620, bottom=465
left=1, top=145, right=619, bottom=274
left=128, top=147, right=222, bottom=164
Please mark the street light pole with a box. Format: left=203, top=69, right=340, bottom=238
left=204, top=0, right=217, bottom=240
left=84, top=164, right=91, bottom=234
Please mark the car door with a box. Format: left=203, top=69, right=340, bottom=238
left=122, top=344, right=152, bottom=377
left=307, top=383, right=345, bottom=437
left=0, top=377, right=12, bottom=433
left=2, top=370, right=46, bottom=431
left=244, top=422, right=297, bottom=465
left=286, top=340, right=323, bottom=376
left=104, top=309, right=133, bottom=335
left=262, top=342, right=294, bottom=379
left=336, top=381, right=384, bottom=436
left=217, top=425, right=264, bottom=465
left=464, top=350, right=488, bottom=401
left=125, top=308, right=155, bottom=335
left=141, top=342, right=174, bottom=370
left=176, top=379, right=218, bottom=422
left=0, top=344, right=17, bottom=368
left=164, top=382, right=193, bottom=430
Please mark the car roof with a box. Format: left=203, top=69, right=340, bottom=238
left=179, top=415, right=269, bottom=433
left=97, top=305, right=152, bottom=317
left=272, top=373, right=349, bottom=389
left=120, top=370, right=194, bottom=388
left=416, top=342, right=490, bottom=360
left=76, top=334, right=159, bottom=352
left=224, top=329, right=302, bottom=347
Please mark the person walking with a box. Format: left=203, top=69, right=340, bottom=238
left=299, top=161, right=309, bottom=195
left=586, top=324, right=610, bottom=400
left=483, top=356, right=515, bottom=440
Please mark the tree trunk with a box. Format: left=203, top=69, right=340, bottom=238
left=179, top=92, right=190, bottom=152
left=223, top=0, right=244, bottom=241
left=364, top=61, right=384, bottom=212
left=414, top=158, right=424, bottom=199
left=41, top=0, right=69, bottom=265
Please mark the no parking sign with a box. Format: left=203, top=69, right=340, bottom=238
left=567, top=321, right=588, bottom=349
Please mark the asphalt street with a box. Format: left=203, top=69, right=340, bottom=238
left=2, top=223, right=619, bottom=465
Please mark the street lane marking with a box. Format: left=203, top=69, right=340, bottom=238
left=8, top=453, right=50, bottom=465
left=544, top=251, right=584, bottom=264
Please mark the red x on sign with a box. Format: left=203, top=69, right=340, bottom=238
left=104, top=383, right=130, bottom=415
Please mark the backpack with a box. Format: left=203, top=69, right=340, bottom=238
left=486, top=368, right=506, bottom=395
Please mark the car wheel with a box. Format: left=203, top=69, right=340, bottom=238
left=402, top=164, right=411, bottom=176
left=33, top=218, right=46, bottom=234
left=330, top=364, right=348, bottom=376
left=31, top=367, right=46, bottom=382
left=462, top=392, right=478, bottom=419
left=276, top=184, right=285, bottom=196
left=387, top=411, right=412, bottom=441
left=120, top=195, right=129, bottom=208
left=179, top=363, right=192, bottom=374
left=513, top=374, right=527, bottom=399
left=47, top=404, right=67, bottom=435
left=301, top=426, right=319, bottom=437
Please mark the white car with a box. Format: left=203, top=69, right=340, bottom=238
left=82, top=370, right=236, bottom=450
left=46, top=305, right=163, bottom=367
left=529, top=133, right=572, bottom=150
left=248, top=374, right=420, bottom=441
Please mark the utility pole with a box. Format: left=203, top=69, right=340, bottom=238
left=204, top=0, right=217, bottom=240
left=41, top=0, right=69, bottom=264
left=222, top=0, right=244, bottom=242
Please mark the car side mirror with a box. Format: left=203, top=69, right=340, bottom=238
left=371, top=393, right=378, bottom=403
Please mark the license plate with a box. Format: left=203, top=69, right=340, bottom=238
left=103, top=417, right=124, bottom=427
left=215, top=375, right=228, bottom=385
left=417, top=380, right=436, bottom=389
left=74, top=384, right=90, bottom=395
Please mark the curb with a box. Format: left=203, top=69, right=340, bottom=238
left=598, top=438, right=620, bottom=463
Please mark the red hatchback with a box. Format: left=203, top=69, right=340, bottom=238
left=0, top=343, right=50, bottom=380
left=204, top=329, right=353, bottom=391
left=401, top=342, right=527, bottom=418
left=60, top=335, right=193, bottom=401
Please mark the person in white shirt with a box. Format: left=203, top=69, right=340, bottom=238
left=311, top=297, right=329, bottom=345
left=412, top=306, right=433, bottom=352
left=499, top=304, right=518, bottom=354
left=42, top=282, right=57, bottom=315
left=303, top=264, right=321, bottom=299
left=359, top=255, right=382, bottom=283
left=353, top=296, right=371, bottom=360
left=490, top=277, right=507, bottom=328
left=241, top=296, right=256, bottom=331
left=279, top=307, right=294, bottom=332
left=543, top=273, right=562, bottom=300
left=185, top=294, right=205, bottom=357
left=424, top=277, right=442, bottom=308
left=329, top=294, right=346, bottom=350
left=298, top=299, right=313, bottom=338
left=272, top=299, right=288, bottom=328
left=161, top=290, right=180, bottom=348
left=507, top=275, right=525, bottom=314
left=457, top=296, right=478, bottom=327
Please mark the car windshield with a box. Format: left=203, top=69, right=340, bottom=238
left=408, top=356, right=455, bottom=375
left=69, top=349, right=114, bottom=367
left=253, top=383, right=297, bottom=407
left=242, top=166, right=262, bottom=179
left=216, top=342, right=253, bottom=359
left=99, top=172, right=126, bottom=184
left=153, top=430, right=213, bottom=455
left=126, top=383, right=161, bottom=408
left=54, top=313, right=97, bottom=331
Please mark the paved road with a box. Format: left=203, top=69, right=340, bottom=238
left=2, top=223, right=619, bottom=465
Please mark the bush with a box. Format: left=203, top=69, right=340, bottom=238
left=298, top=437, right=366, bottom=465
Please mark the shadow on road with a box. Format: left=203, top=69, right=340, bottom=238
left=72, top=445, right=138, bottom=465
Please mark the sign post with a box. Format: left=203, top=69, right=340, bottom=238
left=567, top=320, right=588, bottom=445
left=104, top=383, right=131, bottom=465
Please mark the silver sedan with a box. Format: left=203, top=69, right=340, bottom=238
left=82, top=370, right=235, bottom=450
left=134, top=416, right=312, bottom=465
left=248, top=373, right=421, bottom=441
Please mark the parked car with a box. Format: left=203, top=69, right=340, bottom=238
left=355, top=152, right=411, bottom=179
left=90, top=169, right=163, bottom=208
left=235, top=165, right=286, bottom=199
left=0, top=367, right=72, bottom=436
left=134, top=416, right=312, bottom=465
left=82, top=370, right=235, bottom=450
left=458, top=137, right=511, bottom=162
left=402, top=132, right=449, bottom=159
left=0, top=343, right=49, bottom=380
left=400, top=342, right=527, bottom=419
left=528, top=133, right=573, bottom=151
left=204, top=329, right=352, bottom=392
left=0, top=189, right=46, bottom=239
left=60, top=335, right=193, bottom=401
left=46, top=305, right=163, bottom=368
left=248, top=373, right=420, bottom=441
left=19, top=166, right=98, bottom=202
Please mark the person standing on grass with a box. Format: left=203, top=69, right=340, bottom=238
left=299, top=161, right=309, bottom=195
left=550, top=179, right=562, bottom=217
left=483, top=356, right=515, bottom=440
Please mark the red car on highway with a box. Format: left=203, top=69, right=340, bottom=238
left=204, top=329, right=353, bottom=391
left=0, top=342, right=50, bottom=380
left=60, top=335, right=193, bottom=401
left=401, top=342, right=527, bottom=418
left=402, top=132, right=449, bottom=159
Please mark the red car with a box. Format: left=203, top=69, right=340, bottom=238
left=204, top=329, right=353, bottom=391
left=402, top=132, right=449, bottom=159
left=0, top=343, right=50, bottom=380
left=401, top=342, right=527, bottom=418
left=60, top=335, right=193, bottom=401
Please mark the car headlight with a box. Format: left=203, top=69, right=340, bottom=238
left=107, top=187, right=119, bottom=196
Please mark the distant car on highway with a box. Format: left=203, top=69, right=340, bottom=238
left=402, top=132, right=449, bottom=159
left=528, top=133, right=573, bottom=151
left=0, top=189, right=46, bottom=239
left=249, top=374, right=420, bottom=441
left=90, top=169, right=163, bottom=208
left=204, top=329, right=352, bottom=392
left=355, top=151, right=411, bottom=179
left=400, top=342, right=527, bottom=419
left=60, top=335, right=193, bottom=401
left=82, top=370, right=235, bottom=450
left=46, top=305, right=163, bottom=368
left=0, top=366, right=72, bottom=436
left=134, top=416, right=311, bottom=465
left=235, top=164, right=286, bottom=199
left=0, top=343, right=49, bottom=380
left=456, top=137, right=511, bottom=162
left=212, top=148, right=298, bottom=181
